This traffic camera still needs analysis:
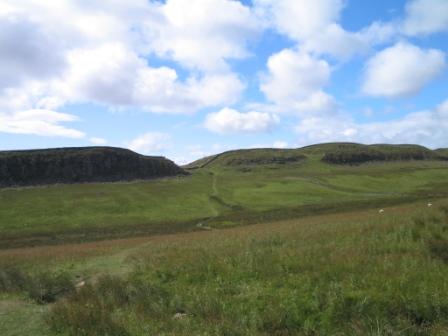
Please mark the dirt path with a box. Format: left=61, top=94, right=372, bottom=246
left=211, top=171, right=218, bottom=196
left=208, top=171, right=220, bottom=217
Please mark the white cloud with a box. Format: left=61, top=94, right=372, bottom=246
left=301, top=24, right=368, bottom=59
left=89, top=137, right=107, bottom=145
left=260, top=48, right=336, bottom=115
left=362, top=42, right=446, bottom=98
left=205, top=108, right=279, bottom=134
left=0, top=15, right=67, bottom=90
left=52, top=43, right=245, bottom=113
left=255, top=0, right=344, bottom=41
left=145, top=0, right=262, bottom=72
left=403, top=0, right=448, bottom=35
left=128, top=132, right=171, bottom=155
left=0, top=109, right=85, bottom=138
left=0, top=0, right=248, bottom=119
left=261, top=49, right=330, bottom=103
left=360, top=21, right=398, bottom=45
left=301, top=22, right=397, bottom=59
left=255, top=0, right=394, bottom=59
left=186, top=74, right=245, bottom=108
left=295, top=99, right=448, bottom=148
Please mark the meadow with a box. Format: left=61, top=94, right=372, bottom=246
left=1, top=146, right=448, bottom=335
left=1, top=151, right=448, bottom=248
left=2, top=200, right=448, bottom=335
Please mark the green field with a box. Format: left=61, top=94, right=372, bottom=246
left=1, top=148, right=448, bottom=248
left=1, top=145, right=448, bottom=335
left=2, top=201, right=448, bottom=335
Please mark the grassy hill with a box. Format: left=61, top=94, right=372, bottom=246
left=2, top=142, right=448, bottom=335
left=0, top=147, right=186, bottom=187
left=186, top=143, right=446, bottom=168
left=185, top=148, right=307, bottom=169
left=435, top=148, right=448, bottom=159
left=1, top=143, right=448, bottom=248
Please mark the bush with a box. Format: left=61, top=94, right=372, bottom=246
left=0, top=267, right=74, bottom=304
left=427, top=239, right=448, bottom=263
left=49, top=298, right=130, bottom=336
left=27, top=271, right=75, bottom=304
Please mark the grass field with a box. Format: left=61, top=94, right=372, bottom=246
left=1, top=152, right=448, bottom=248
left=2, top=200, right=448, bottom=335
left=2, top=146, right=448, bottom=334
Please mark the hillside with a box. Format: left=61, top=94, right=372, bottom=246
left=186, top=143, right=447, bottom=168
left=185, top=148, right=307, bottom=169
left=320, top=143, right=437, bottom=164
left=0, top=147, right=186, bottom=187
left=2, top=143, right=448, bottom=335
left=435, top=148, right=448, bottom=160
left=2, top=143, right=448, bottom=248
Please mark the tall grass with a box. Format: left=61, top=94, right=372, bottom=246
left=0, top=267, right=74, bottom=304
left=46, top=204, right=448, bottom=335
left=2, top=158, right=448, bottom=249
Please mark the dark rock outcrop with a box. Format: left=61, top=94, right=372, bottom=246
left=0, top=147, right=186, bottom=187
left=321, top=144, right=438, bottom=165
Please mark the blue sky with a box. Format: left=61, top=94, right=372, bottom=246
left=0, top=0, right=447, bottom=163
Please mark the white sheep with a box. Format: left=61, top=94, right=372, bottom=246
left=428, top=203, right=433, bottom=207
left=379, top=209, right=384, bottom=214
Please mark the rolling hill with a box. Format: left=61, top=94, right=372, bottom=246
left=1, top=142, right=448, bottom=248
left=186, top=143, right=447, bottom=168
left=2, top=142, right=448, bottom=335
left=0, top=147, right=186, bottom=187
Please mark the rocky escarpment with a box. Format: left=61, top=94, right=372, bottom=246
left=0, top=147, right=186, bottom=187
left=320, top=144, right=441, bottom=165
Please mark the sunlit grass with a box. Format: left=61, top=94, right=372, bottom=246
left=1, top=159, right=448, bottom=248
left=38, top=202, right=448, bottom=335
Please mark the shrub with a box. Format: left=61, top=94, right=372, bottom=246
left=427, top=239, right=448, bottom=263
left=0, top=267, right=74, bottom=304
left=48, top=299, right=130, bottom=336
left=27, top=271, right=75, bottom=304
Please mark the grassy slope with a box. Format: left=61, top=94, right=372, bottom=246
left=2, top=200, right=448, bottom=335
left=1, top=147, right=448, bottom=247
left=4, top=144, right=448, bottom=334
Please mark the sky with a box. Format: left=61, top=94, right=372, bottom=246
left=0, top=0, right=447, bottom=164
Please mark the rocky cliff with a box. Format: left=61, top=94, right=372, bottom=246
left=0, top=147, right=186, bottom=187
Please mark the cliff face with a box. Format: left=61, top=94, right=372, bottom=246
left=0, top=147, right=186, bottom=187
left=321, top=144, right=438, bottom=165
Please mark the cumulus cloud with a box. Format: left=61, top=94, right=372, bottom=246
left=260, top=48, right=336, bottom=115
left=402, top=0, right=448, bottom=35
left=301, top=24, right=367, bottom=59
left=128, top=132, right=171, bottom=155
left=0, top=109, right=85, bottom=138
left=0, top=16, right=67, bottom=90
left=204, top=108, right=279, bottom=134
left=52, top=43, right=245, bottom=113
left=145, top=0, right=261, bottom=71
left=295, top=99, right=448, bottom=148
left=255, top=0, right=343, bottom=40
left=261, top=49, right=330, bottom=103
left=0, top=0, right=249, bottom=120
left=362, top=42, right=446, bottom=98
left=255, top=0, right=394, bottom=59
